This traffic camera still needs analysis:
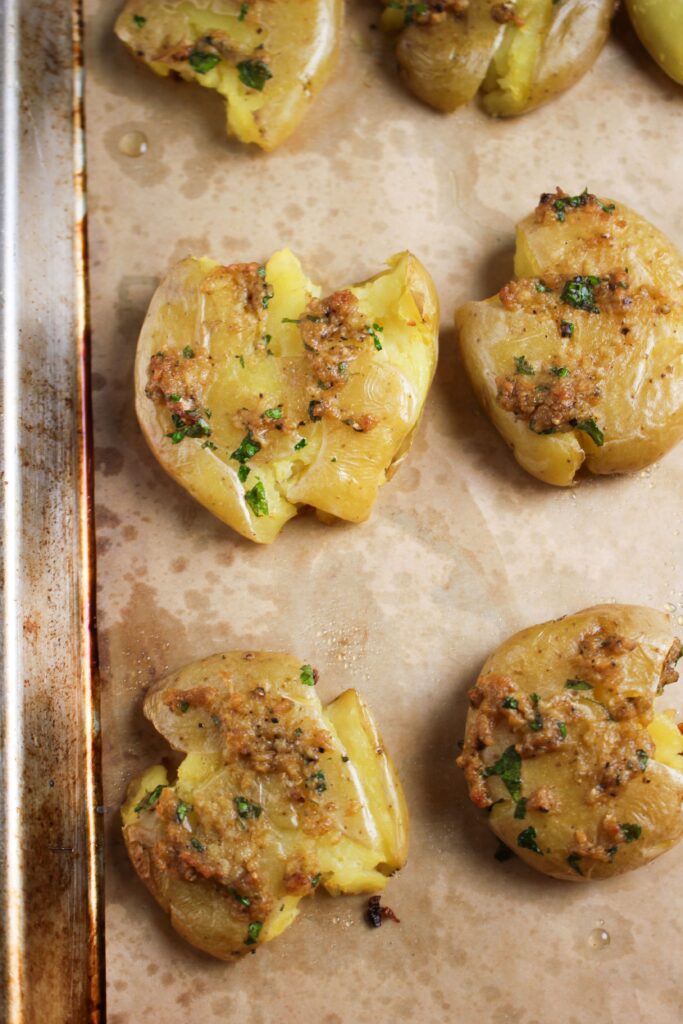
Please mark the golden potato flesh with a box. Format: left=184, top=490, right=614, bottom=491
left=122, top=652, right=409, bottom=960
left=114, top=0, right=342, bottom=150
left=383, top=0, right=615, bottom=116
left=135, top=250, right=439, bottom=542
left=626, top=0, right=683, bottom=86
left=457, top=605, right=683, bottom=881
left=456, top=190, right=683, bottom=485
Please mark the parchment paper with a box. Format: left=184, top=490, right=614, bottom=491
left=85, top=3, right=683, bottom=1021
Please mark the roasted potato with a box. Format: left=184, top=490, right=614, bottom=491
left=135, top=249, right=439, bottom=542
left=114, top=0, right=342, bottom=150
left=626, top=0, right=683, bottom=86
left=457, top=605, right=683, bottom=880
left=122, top=652, right=409, bottom=959
left=383, top=0, right=615, bottom=116
left=455, top=189, right=683, bottom=485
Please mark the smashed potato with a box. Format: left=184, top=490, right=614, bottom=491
left=382, top=0, right=615, bottom=116
left=114, top=0, right=342, bottom=150
left=122, top=652, right=409, bottom=959
left=455, top=189, right=683, bottom=485
left=135, top=249, right=438, bottom=542
left=458, top=605, right=683, bottom=881
left=626, top=0, right=683, bottom=86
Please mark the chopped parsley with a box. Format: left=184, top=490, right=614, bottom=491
left=230, top=430, right=261, bottom=463
left=514, top=355, right=534, bottom=376
left=517, top=825, right=543, bottom=855
left=620, top=823, right=642, bottom=843
left=245, top=480, right=268, bottom=517
left=238, top=2, right=249, bottom=19
left=133, top=14, right=146, bottom=27
left=494, top=840, right=513, bottom=862
left=501, top=697, right=518, bottom=710
left=190, top=837, right=205, bottom=852
left=176, top=800, right=191, bottom=824
left=636, top=749, right=649, bottom=771
left=552, top=189, right=592, bottom=222
left=309, top=770, right=327, bottom=793
left=201, top=440, right=217, bottom=451
left=179, top=700, right=190, bottom=713
left=237, top=59, right=273, bottom=91
left=262, top=333, right=272, bottom=347
left=368, top=322, right=384, bottom=351
left=310, top=874, right=321, bottom=887
left=238, top=464, right=250, bottom=483
left=551, top=364, right=570, bottom=375
left=134, top=785, right=164, bottom=814
left=561, top=275, right=602, bottom=313
left=235, top=796, right=262, bottom=819
left=263, top=407, right=283, bottom=420
left=228, top=887, right=251, bottom=907
left=595, top=197, right=616, bottom=215
left=565, top=678, right=593, bottom=691
left=245, top=921, right=263, bottom=945
left=557, top=721, right=568, bottom=739
left=559, top=320, right=574, bottom=339
left=535, top=280, right=551, bottom=293
left=529, top=693, right=543, bottom=732
left=189, top=50, right=221, bottom=74
left=482, top=745, right=522, bottom=803
left=567, top=853, right=584, bottom=876
left=182, top=345, right=195, bottom=358
left=573, top=418, right=604, bottom=447
left=294, top=438, right=307, bottom=450
left=166, top=412, right=212, bottom=445
left=514, top=798, right=527, bottom=820
left=300, top=664, right=316, bottom=686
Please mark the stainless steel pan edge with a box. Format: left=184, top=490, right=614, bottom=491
left=0, top=2, right=103, bottom=1021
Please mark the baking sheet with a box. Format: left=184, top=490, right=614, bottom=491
left=85, top=3, right=683, bottom=1021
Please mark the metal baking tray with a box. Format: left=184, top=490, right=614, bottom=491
left=5, top=1, right=683, bottom=1021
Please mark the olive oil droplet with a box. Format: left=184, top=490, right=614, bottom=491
left=588, top=927, right=610, bottom=949
left=118, top=130, right=148, bottom=157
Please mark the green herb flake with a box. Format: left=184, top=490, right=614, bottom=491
left=166, top=412, right=212, bottom=445
left=309, top=770, right=326, bottom=793
left=482, top=745, right=522, bottom=803
left=179, top=700, right=190, bottom=713
left=636, top=749, right=649, bottom=771
left=262, top=333, right=271, bottom=347
left=574, top=417, right=605, bottom=447
left=557, top=721, right=568, bottom=739
left=234, top=796, right=263, bottom=820
left=238, top=2, right=249, bottom=19
left=263, top=407, right=283, bottom=420
left=133, top=14, right=146, bottom=27
left=620, top=823, right=642, bottom=843
left=300, top=664, right=316, bottom=687
left=595, top=198, right=616, bottom=215
left=245, top=479, right=268, bottom=517
left=201, top=440, right=217, bottom=451
left=501, top=697, right=518, bottom=710
left=190, top=837, right=205, bottom=852
left=565, top=678, right=593, bottom=691
left=551, top=364, right=570, bottom=376
left=494, top=840, right=513, bottom=862
left=294, top=438, right=307, bottom=450
left=310, top=874, right=321, bottom=888
left=230, top=431, right=261, bottom=464
left=245, top=921, right=263, bottom=945
left=514, top=798, right=527, bottom=820
left=368, top=322, right=384, bottom=351
left=189, top=50, right=221, bottom=74
left=567, top=853, right=584, bottom=876
left=535, top=280, right=551, bottom=293
left=134, top=784, right=165, bottom=814
left=228, top=887, right=251, bottom=907
left=517, top=825, right=543, bottom=855
left=258, top=265, right=266, bottom=279
left=561, top=275, right=602, bottom=314
left=176, top=800, right=192, bottom=824
left=237, top=59, right=273, bottom=91
left=514, top=355, right=535, bottom=376
left=238, top=464, right=250, bottom=483
left=182, top=345, right=195, bottom=358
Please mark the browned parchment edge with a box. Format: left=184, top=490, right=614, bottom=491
left=0, top=0, right=104, bottom=1020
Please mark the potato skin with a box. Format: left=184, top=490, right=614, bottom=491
left=115, top=0, right=343, bottom=150
left=457, top=606, right=683, bottom=880
left=456, top=190, right=683, bottom=485
left=122, top=652, right=409, bottom=959
left=386, top=0, right=615, bottom=116
left=135, top=250, right=438, bottom=542
left=626, top=0, right=683, bottom=86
